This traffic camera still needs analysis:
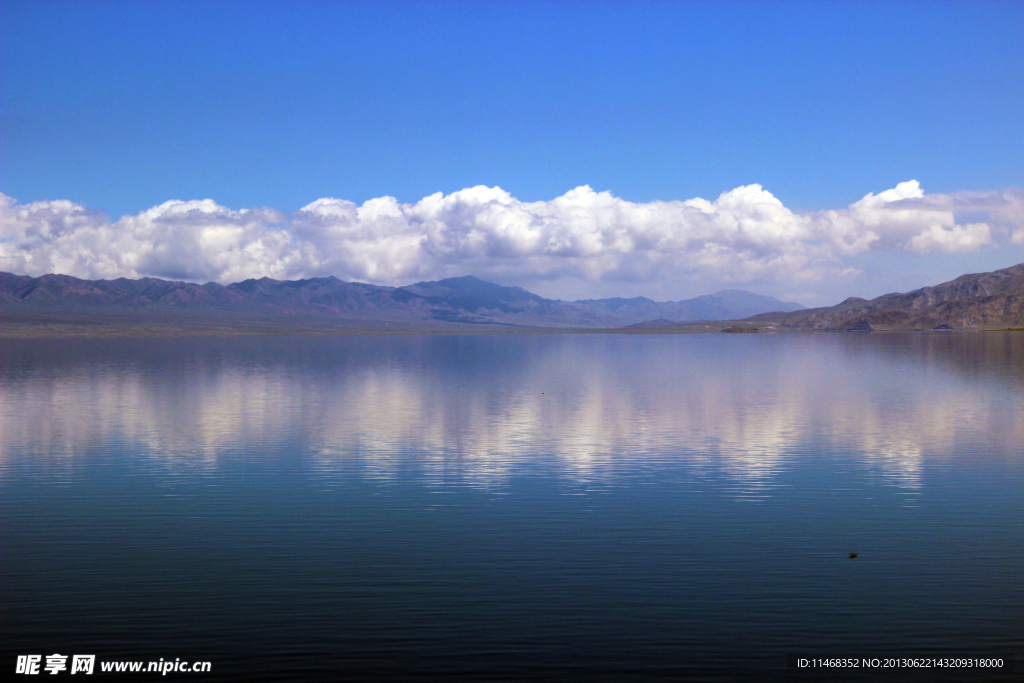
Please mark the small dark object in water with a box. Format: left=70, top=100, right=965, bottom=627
left=849, top=552, right=858, bottom=559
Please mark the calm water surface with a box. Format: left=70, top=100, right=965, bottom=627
left=1, top=333, right=1022, bottom=681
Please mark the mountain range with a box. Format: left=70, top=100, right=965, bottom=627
left=0, top=271, right=803, bottom=329
left=751, top=262, right=1024, bottom=331
left=5, top=262, right=1022, bottom=332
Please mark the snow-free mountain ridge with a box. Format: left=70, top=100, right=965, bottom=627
left=756, top=262, right=1024, bottom=330
left=0, top=271, right=803, bottom=328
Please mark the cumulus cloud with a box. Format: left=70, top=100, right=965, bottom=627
left=2, top=181, right=1021, bottom=298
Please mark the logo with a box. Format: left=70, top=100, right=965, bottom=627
left=15, top=655, right=94, bottom=675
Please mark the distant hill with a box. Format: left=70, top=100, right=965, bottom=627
left=399, top=277, right=803, bottom=326
left=752, top=262, right=1024, bottom=330
left=0, top=271, right=802, bottom=328
left=613, top=290, right=804, bottom=328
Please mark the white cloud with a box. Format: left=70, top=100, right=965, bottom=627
left=908, top=222, right=992, bottom=253
left=2, top=181, right=1021, bottom=299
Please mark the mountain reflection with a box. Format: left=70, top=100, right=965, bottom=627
left=1, top=334, right=1022, bottom=492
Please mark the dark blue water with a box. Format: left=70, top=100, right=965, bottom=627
left=2, top=333, right=1022, bottom=681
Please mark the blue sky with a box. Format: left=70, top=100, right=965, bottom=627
left=1, top=0, right=1022, bottom=303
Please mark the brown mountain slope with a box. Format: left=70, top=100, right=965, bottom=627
left=759, top=262, right=1024, bottom=330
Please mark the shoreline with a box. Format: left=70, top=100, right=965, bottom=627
left=2, top=316, right=1019, bottom=338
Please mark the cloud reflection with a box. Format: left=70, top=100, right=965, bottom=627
left=0, top=335, right=1021, bottom=494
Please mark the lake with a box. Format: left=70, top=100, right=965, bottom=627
left=1, top=333, right=1021, bottom=681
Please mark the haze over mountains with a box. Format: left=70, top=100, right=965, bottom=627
left=0, top=271, right=803, bottom=328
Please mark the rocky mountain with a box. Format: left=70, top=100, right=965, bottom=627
left=755, top=262, right=1024, bottom=330
left=0, top=271, right=802, bottom=328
